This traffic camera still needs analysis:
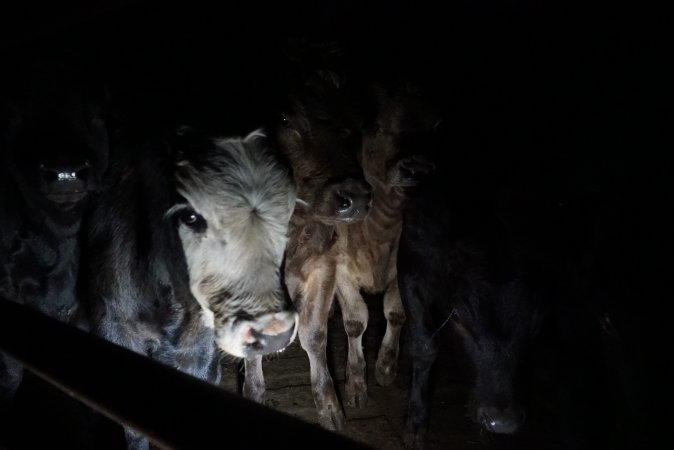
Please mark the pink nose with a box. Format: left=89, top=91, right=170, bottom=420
left=218, top=311, right=298, bottom=358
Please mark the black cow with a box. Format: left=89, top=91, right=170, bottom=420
left=81, top=124, right=297, bottom=450
left=495, top=160, right=655, bottom=450
left=0, top=60, right=111, bottom=420
left=397, top=157, right=545, bottom=448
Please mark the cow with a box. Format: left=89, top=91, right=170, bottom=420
left=495, top=163, right=654, bottom=450
left=397, top=148, right=546, bottom=448
left=0, top=60, right=111, bottom=420
left=240, top=40, right=373, bottom=429
left=241, top=45, right=442, bottom=432
left=82, top=127, right=297, bottom=449
left=328, top=79, right=440, bottom=401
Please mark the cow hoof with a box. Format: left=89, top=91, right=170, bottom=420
left=263, top=397, right=279, bottom=408
left=345, top=380, right=368, bottom=408
left=375, top=358, right=397, bottom=386
left=318, top=405, right=345, bottom=431
left=242, top=386, right=266, bottom=404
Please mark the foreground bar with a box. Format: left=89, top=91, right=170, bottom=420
left=0, top=298, right=370, bottom=449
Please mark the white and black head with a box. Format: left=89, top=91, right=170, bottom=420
left=166, top=128, right=298, bottom=358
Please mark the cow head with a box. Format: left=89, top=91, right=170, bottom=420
left=1, top=62, right=110, bottom=217
left=167, top=129, right=298, bottom=358
left=273, top=42, right=371, bottom=224
left=450, top=280, right=543, bottom=435
left=362, top=82, right=442, bottom=190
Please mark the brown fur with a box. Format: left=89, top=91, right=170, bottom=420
left=243, top=53, right=441, bottom=431
left=277, top=79, right=441, bottom=429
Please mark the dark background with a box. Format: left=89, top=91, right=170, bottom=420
left=1, top=1, right=671, bottom=448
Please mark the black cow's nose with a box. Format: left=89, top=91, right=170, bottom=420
left=398, top=155, right=435, bottom=178
left=477, top=405, right=526, bottom=434
left=40, top=161, right=91, bottom=185
left=40, top=160, right=92, bottom=202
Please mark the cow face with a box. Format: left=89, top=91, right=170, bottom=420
left=168, top=130, right=298, bottom=358
left=4, top=114, right=109, bottom=210
left=450, top=281, right=542, bottom=434
left=2, top=73, right=110, bottom=215
left=363, top=83, right=442, bottom=189
left=274, top=68, right=371, bottom=224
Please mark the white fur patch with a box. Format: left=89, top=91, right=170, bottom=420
left=169, top=129, right=297, bottom=356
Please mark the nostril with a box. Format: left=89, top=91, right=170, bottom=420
left=478, top=406, right=524, bottom=434
left=40, top=163, right=90, bottom=184
left=336, top=192, right=353, bottom=211
left=250, top=340, right=264, bottom=351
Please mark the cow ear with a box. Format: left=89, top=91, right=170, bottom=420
left=316, top=69, right=345, bottom=89
left=450, top=313, right=477, bottom=344
left=243, top=128, right=267, bottom=143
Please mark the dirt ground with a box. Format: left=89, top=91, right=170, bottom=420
left=219, top=296, right=557, bottom=450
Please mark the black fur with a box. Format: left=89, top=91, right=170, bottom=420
left=0, top=59, right=114, bottom=448
left=81, top=130, right=221, bottom=450
left=398, top=161, right=545, bottom=448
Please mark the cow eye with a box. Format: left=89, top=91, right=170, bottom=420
left=279, top=114, right=290, bottom=128
left=178, top=209, right=207, bottom=232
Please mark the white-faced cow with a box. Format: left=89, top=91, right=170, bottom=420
left=0, top=61, right=111, bottom=419
left=83, top=127, right=297, bottom=449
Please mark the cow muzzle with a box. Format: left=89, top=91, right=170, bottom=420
left=330, top=178, right=372, bottom=222
left=391, top=155, right=435, bottom=187
left=40, top=160, right=92, bottom=204
left=217, top=311, right=299, bottom=358
left=476, top=405, right=526, bottom=434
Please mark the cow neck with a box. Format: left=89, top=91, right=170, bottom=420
left=20, top=195, right=86, bottom=240
left=287, top=209, right=338, bottom=260
left=364, top=178, right=406, bottom=241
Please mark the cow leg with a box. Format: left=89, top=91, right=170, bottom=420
left=124, top=428, right=149, bottom=450
left=401, top=277, right=438, bottom=450
left=243, top=355, right=266, bottom=404
left=405, top=337, right=438, bottom=450
left=375, top=279, right=406, bottom=386
left=297, top=269, right=345, bottom=430
left=0, top=352, right=23, bottom=417
left=95, top=316, right=151, bottom=450
left=335, top=274, right=369, bottom=408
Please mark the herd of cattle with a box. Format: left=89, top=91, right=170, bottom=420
left=0, top=35, right=650, bottom=450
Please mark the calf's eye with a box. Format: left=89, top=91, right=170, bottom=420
left=178, top=209, right=207, bottom=232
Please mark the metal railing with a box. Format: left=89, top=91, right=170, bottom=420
left=0, top=297, right=371, bottom=449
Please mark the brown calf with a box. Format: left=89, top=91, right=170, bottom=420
left=244, top=44, right=441, bottom=431
left=242, top=41, right=371, bottom=430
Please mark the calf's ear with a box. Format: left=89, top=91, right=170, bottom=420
left=316, top=69, right=345, bottom=89
left=243, top=128, right=267, bottom=143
